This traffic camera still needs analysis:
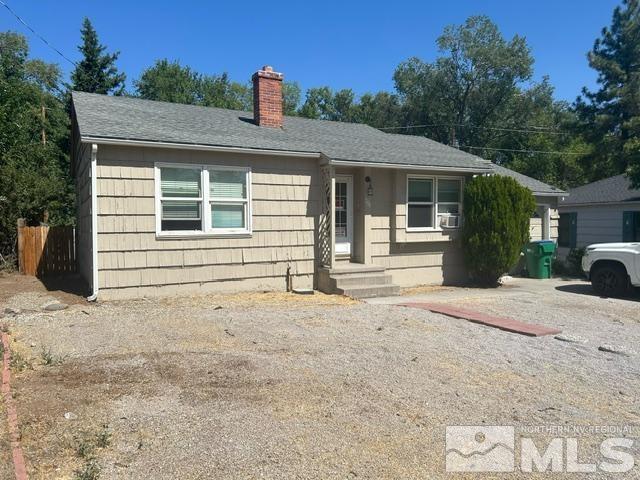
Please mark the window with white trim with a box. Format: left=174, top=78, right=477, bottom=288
left=209, top=169, right=248, bottom=230
left=407, top=177, right=434, bottom=229
left=406, top=176, right=462, bottom=230
left=436, top=178, right=462, bottom=228
left=156, top=164, right=251, bottom=235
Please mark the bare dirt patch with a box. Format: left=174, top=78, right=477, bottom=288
left=152, top=289, right=360, bottom=308
left=0, top=273, right=86, bottom=308
left=1, top=276, right=639, bottom=478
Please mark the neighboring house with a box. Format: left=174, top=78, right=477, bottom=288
left=491, top=165, right=563, bottom=242
left=558, top=174, right=640, bottom=257
left=71, top=65, right=565, bottom=300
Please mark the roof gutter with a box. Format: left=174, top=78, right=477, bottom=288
left=532, top=191, right=568, bottom=197
left=81, top=136, right=322, bottom=159
left=80, top=137, right=495, bottom=173
left=559, top=200, right=640, bottom=208
left=329, top=159, right=493, bottom=173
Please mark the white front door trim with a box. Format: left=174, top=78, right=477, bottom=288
left=335, top=175, right=353, bottom=256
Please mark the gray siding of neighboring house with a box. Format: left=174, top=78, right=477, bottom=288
left=95, top=145, right=319, bottom=299
left=557, top=203, right=640, bottom=257
left=75, top=138, right=93, bottom=289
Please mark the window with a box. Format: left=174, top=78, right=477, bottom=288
left=436, top=179, right=462, bottom=228
left=623, top=211, right=640, bottom=242
left=406, top=176, right=462, bottom=230
left=156, top=164, right=251, bottom=236
left=209, top=169, right=248, bottom=230
left=558, top=212, right=577, bottom=247
left=160, top=167, right=202, bottom=232
left=407, top=178, right=434, bottom=229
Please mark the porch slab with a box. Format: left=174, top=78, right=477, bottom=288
left=317, top=263, right=400, bottom=298
left=399, top=302, right=562, bottom=337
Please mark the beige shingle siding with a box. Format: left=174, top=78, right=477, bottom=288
left=528, top=212, right=559, bottom=241
left=95, top=145, right=318, bottom=299
left=389, top=170, right=471, bottom=244
left=354, top=168, right=466, bottom=286
left=529, top=217, right=542, bottom=240
left=75, top=142, right=93, bottom=288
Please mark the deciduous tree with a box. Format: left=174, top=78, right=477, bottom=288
left=0, top=32, right=73, bottom=262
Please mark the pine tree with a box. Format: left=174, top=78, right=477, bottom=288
left=70, top=18, right=125, bottom=95
left=576, top=0, right=640, bottom=187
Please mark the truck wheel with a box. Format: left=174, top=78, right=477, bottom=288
left=591, top=264, right=628, bottom=297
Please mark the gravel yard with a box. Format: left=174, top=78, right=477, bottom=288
left=0, top=274, right=639, bottom=479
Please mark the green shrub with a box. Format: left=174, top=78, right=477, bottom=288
left=554, top=247, right=586, bottom=278
left=462, top=175, right=536, bottom=286
left=566, top=247, right=586, bottom=276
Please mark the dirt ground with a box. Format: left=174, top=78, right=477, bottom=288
left=0, top=273, right=639, bottom=479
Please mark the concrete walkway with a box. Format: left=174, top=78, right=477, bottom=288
left=364, top=277, right=592, bottom=305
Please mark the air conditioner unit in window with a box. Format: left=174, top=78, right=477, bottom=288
left=439, top=214, right=460, bottom=228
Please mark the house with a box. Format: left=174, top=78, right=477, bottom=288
left=71, top=65, right=565, bottom=300
left=558, top=174, right=640, bottom=256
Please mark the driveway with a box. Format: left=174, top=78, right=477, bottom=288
left=0, top=274, right=638, bottom=479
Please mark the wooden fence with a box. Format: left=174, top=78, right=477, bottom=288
left=17, top=225, right=76, bottom=276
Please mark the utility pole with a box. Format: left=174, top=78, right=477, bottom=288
left=41, top=104, right=48, bottom=225
left=41, top=105, right=47, bottom=145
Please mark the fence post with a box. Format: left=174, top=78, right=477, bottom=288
left=16, top=218, right=26, bottom=274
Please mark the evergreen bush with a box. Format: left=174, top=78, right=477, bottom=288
left=462, top=175, right=536, bottom=286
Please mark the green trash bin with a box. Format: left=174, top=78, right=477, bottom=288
left=523, top=240, right=556, bottom=279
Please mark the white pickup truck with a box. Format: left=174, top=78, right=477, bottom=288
left=582, top=243, right=640, bottom=296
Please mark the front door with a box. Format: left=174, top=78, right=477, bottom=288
left=335, top=175, right=353, bottom=256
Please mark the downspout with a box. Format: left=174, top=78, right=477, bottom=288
left=87, top=143, right=99, bottom=302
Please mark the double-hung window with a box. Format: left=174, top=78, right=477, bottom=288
left=436, top=179, right=462, bottom=228
left=209, top=169, right=249, bottom=231
left=406, top=176, right=462, bottom=230
left=407, top=177, right=434, bottom=229
left=156, top=164, right=251, bottom=236
left=159, top=167, right=203, bottom=232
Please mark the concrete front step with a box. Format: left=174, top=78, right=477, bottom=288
left=333, top=274, right=394, bottom=288
left=317, top=262, right=400, bottom=298
left=326, top=264, right=386, bottom=275
left=336, top=283, right=401, bottom=299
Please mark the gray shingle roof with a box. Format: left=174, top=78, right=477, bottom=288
left=492, top=164, right=567, bottom=196
left=72, top=91, right=564, bottom=195
left=560, top=174, right=640, bottom=206
left=72, top=91, right=493, bottom=170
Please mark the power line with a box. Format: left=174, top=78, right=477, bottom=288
left=0, top=0, right=76, bottom=67
left=460, top=145, right=587, bottom=156
left=379, top=123, right=571, bottom=136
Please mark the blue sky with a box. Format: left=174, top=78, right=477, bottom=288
left=0, top=0, right=621, bottom=102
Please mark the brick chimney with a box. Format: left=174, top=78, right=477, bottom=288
left=252, top=65, right=283, bottom=128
